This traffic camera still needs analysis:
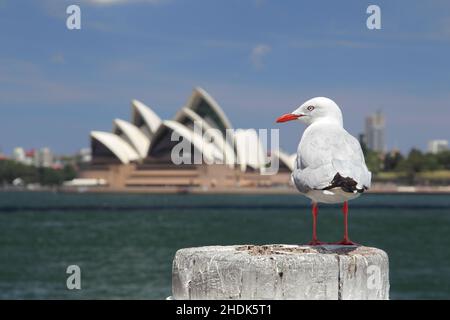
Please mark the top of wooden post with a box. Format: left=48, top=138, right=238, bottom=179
left=172, top=244, right=389, bottom=300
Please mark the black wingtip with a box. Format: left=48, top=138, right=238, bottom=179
left=322, top=173, right=367, bottom=194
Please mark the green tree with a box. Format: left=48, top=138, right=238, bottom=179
left=404, top=149, right=425, bottom=172
left=384, top=152, right=404, bottom=171
left=365, top=151, right=382, bottom=174
left=436, top=151, right=450, bottom=170
left=0, top=160, right=38, bottom=184
left=0, top=160, right=77, bottom=186
left=38, top=168, right=63, bottom=186
left=62, top=164, right=77, bottom=181
left=422, top=153, right=442, bottom=171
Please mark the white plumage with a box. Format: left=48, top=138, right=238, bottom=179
left=276, top=97, right=372, bottom=245
left=293, top=116, right=371, bottom=203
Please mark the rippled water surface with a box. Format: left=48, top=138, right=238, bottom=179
left=1, top=192, right=449, bottom=299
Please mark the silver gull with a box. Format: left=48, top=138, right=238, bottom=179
left=276, top=97, right=371, bottom=245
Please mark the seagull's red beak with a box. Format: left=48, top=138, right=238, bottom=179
left=276, top=113, right=302, bottom=123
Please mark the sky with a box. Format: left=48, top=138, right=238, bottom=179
left=0, top=0, right=449, bottom=155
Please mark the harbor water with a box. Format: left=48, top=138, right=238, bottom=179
left=0, top=192, right=449, bottom=299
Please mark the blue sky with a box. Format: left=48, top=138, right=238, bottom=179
left=0, top=0, right=449, bottom=155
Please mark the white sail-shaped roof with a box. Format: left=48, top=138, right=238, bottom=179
left=131, top=99, right=162, bottom=138
left=234, top=129, right=268, bottom=173
left=174, top=107, right=236, bottom=167
left=90, top=131, right=140, bottom=164
left=185, top=87, right=233, bottom=135
left=289, top=153, right=297, bottom=170
left=272, top=150, right=296, bottom=171
left=148, top=120, right=224, bottom=164
left=174, top=107, right=204, bottom=128
left=113, top=119, right=150, bottom=158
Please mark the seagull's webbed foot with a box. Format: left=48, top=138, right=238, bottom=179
left=332, top=239, right=359, bottom=246
left=308, top=239, right=327, bottom=246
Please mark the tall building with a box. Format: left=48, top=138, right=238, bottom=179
left=365, top=111, right=386, bottom=153
left=428, top=140, right=448, bottom=154
left=34, top=147, right=53, bottom=168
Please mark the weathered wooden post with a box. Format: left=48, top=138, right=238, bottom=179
left=172, top=244, right=389, bottom=300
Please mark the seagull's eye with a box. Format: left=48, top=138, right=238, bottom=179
left=307, top=106, right=315, bottom=111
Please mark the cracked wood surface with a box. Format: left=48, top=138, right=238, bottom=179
left=172, top=244, right=389, bottom=300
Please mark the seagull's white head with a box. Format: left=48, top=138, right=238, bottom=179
left=276, top=97, right=343, bottom=126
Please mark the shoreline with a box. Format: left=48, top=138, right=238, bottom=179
left=2, top=185, right=450, bottom=195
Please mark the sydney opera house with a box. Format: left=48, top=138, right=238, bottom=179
left=76, top=87, right=296, bottom=193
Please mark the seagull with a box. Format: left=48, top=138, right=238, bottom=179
left=276, top=97, right=371, bottom=245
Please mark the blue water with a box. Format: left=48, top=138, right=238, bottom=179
left=0, top=192, right=449, bottom=299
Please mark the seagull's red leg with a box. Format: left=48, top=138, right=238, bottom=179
left=312, top=202, right=318, bottom=242
left=343, top=201, right=349, bottom=242
left=308, top=202, right=324, bottom=245
left=334, top=201, right=358, bottom=246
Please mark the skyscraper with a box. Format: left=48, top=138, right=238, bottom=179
left=365, top=111, right=386, bottom=153
left=34, top=147, right=53, bottom=168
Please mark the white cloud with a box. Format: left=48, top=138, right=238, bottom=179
left=250, top=44, right=271, bottom=69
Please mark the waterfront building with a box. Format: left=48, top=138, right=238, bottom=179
left=78, top=87, right=294, bottom=192
left=12, top=147, right=26, bottom=163
left=34, top=147, right=53, bottom=168
left=428, top=140, right=448, bottom=154
left=365, top=111, right=386, bottom=153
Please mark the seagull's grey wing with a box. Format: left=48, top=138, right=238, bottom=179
left=330, top=132, right=372, bottom=189
left=291, top=153, right=312, bottom=193
left=292, top=126, right=371, bottom=192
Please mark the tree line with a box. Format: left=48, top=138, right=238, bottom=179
left=0, top=159, right=77, bottom=186
left=363, top=148, right=450, bottom=174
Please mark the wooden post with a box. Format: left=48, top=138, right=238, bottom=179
left=172, top=244, right=389, bottom=300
